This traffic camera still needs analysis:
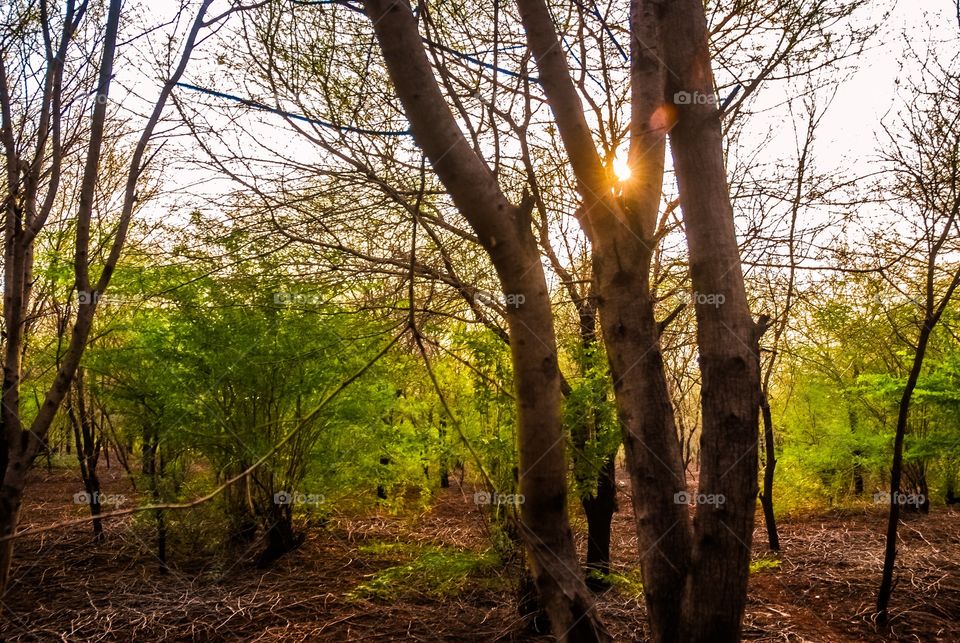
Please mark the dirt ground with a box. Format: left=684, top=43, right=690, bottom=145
left=1, top=466, right=957, bottom=641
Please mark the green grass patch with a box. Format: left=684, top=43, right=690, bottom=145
left=587, top=568, right=644, bottom=600
left=750, top=556, right=781, bottom=574
left=347, top=541, right=504, bottom=600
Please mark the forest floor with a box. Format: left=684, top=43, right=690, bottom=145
left=1, top=466, right=958, bottom=641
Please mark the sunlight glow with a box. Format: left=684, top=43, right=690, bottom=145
left=612, top=153, right=632, bottom=182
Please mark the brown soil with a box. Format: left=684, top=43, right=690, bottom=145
left=1, top=466, right=957, bottom=641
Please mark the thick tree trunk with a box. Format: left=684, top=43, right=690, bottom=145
left=362, top=2, right=607, bottom=638
left=593, top=260, right=692, bottom=640
left=515, top=1, right=693, bottom=637
left=662, top=2, right=762, bottom=639
left=0, top=475, right=23, bottom=593
left=502, top=249, right=606, bottom=640
left=257, top=504, right=303, bottom=568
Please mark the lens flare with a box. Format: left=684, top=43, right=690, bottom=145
left=612, top=153, right=632, bottom=182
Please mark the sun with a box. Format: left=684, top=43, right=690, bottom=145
left=612, top=153, right=632, bottom=182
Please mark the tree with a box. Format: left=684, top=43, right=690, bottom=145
left=516, top=0, right=763, bottom=639
left=875, top=56, right=960, bottom=622
left=0, top=0, right=212, bottom=595
left=361, top=1, right=608, bottom=638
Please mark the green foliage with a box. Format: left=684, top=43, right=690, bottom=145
left=563, top=342, right=619, bottom=500
left=82, top=223, right=418, bottom=547
left=774, top=281, right=960, bottom=512
left=450, top=327, right=519, bottom=495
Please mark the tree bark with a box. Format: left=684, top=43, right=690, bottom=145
left=361, top=2, right=607, bottom=639
left=662, top=2, right=762, bottom=638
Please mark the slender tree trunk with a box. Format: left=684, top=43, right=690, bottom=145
left=583, top=453, right=617, bottom=586
left=849, top=408, right=865, bottom=495
left=437, top=418, right=449, bottom=488
left=876, top=321, right=933, bottom=622
left=572, top=298, right=618, bottom=589
left=143, top=430, right=167, bottom=569
left=68, top=374, right=104, bottom=540
left=758, top=391, right=779, bottom=551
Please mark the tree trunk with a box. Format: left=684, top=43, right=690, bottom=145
left=662, top=0, right=762, bottom=638
left=758, top=391, right=779, bottom=551
left=362, top=3, right=607, bottom=638
left=68, top=374, right=104, bottom=540
left=257, top=503, right=303, bottom=568
left=876, top=320, right=933, bottom=622
left=438, top=420, right=449, bottom=489
left=376, top=455, right=390, bottom=500
left=583, top=453, right=617, bottom=588
left=592, top=250, right=692, bottom=639
left=0, top=477, right=23, bottom=593
left=514, top=1, right=694, bottom=636
left=143, top=428, right=167, bottom=568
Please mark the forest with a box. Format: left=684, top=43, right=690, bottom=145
left=0, top=0, right=958, bottom=641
